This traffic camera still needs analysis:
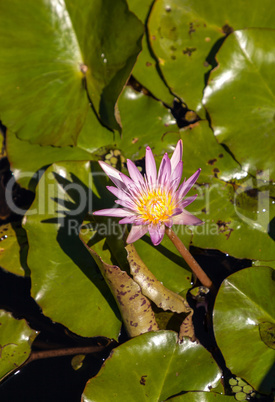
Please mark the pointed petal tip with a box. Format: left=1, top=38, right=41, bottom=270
left=126, top=225, right=148, bottom=243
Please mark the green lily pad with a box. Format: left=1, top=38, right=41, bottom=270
left=168, top=392, right=235, bottom=401
left=0, top=223, right=28, bottom=277
left=0, top=310, right=37, bottom=381
left=0, top=0, right=143, bottom=145
left=82, top=331, right=220, bottom=401
left=148, top=0, right=275, bottom=113
left=6, top=106, right=114, bottom=190
left=213, top=266, right=275, bottom=394
left=23, top=161, right=121, bottom=339
left=203, top=28, right=275, bottom=180
left=7, top=85, right=178, bottom=191
left=117, top=86, right=179, bottom=160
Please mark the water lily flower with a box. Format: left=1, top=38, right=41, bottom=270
left=94, top=140, right=203, bottom=246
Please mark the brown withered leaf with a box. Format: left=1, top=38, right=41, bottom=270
left=82, top=242, right=159, bottom=338
left=126, top=244, right=195, bottom=341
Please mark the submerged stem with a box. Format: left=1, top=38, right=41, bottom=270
left=165, top=227, right=214, bottom=290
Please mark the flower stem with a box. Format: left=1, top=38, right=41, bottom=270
left=165, top=227, right=214, bottom=290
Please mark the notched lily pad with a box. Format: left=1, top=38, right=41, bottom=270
left=82, top=331, right=221, bottom=402
left=0, top=0, right=143, bottom=145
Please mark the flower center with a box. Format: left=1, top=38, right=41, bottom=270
left=136, top=189, right=175, bottom=224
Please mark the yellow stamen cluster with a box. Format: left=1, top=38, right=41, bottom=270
left=136, top=188, right=175, bottom=224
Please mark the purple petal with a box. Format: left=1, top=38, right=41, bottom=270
left=177, top=169, right=201, bottom=199
left=115, top=199, right=137, bottom=210
left=172, top=210, right=203, bottom=226
left=172, top=207, right=183, bottom=216
left=158, top=153, right=171, bottom=186
left=98, top=161, right=125, bottom=190
left=119, top=172, right=135, bottom=188
left=106, top=186, right=132, bottom=203
left=148, top=224, right=165, bottom=246
left=170, top=139, right=183, bottom=172
left=145, top=146, right=157, bottom=187
left=181, top=194, right=198, bottom=208
left=170, top=161, right=183, bottom=191
left=126, top=225, right=148, bottom=243
left=164, top=218, right=173, bottom=228
left=119, top=216, right=138, bottom=224
left=127, top=159, right=144, bottom=184
left=93, top=208, right=134, bottom=217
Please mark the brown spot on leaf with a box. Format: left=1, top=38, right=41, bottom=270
left=222, top=24, right=234, bottom=35
left=140, top=375, right=147, bottom=385
left=216, top=220, right=233, bottom=239
left=183, top=47, right=196, bottom=56
left=201, top=208, right=206, bottom=214
left=213, top=167, right=220, bottom=178
left=130, top=321, right=138, bottom=327
left=117, top=290, right=127, bottom=296
left=218, top=153, right=224, bottom=158
left=129, top=293, right=139, bottom=301
left=145, top=62, right=152, bottom=67
left=207, top=158, right=217, bottom=165
left=188, top=22, right=196, bottom=35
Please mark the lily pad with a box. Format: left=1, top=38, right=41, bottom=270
left=213, top=266, right=275, bottom=394
left=0, top=223, right=27, bottom=277
left=6, top=106, right=114, bottom=190
left=203, top=28, right=275, bottom=179
left=0, top=310, right=37, bottom=381
left=148, top=0, right=275, bottom=113
left=117, top=86, right=179, bottom=160
left=0, top=0, right=143, bottom=145
left=23, top=161, right=121, bottom=339
left=82, top=331, right=220, bottom=401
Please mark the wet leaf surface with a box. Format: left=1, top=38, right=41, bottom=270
left=82, top=331, right=220, bottom=401
left=0, top=0, right=143, bottom=145
left=148, top=0, right=275, bottom=113
left=213, top=266, right=275, bottom=394
left=203, top=28, right=275, bottom=180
